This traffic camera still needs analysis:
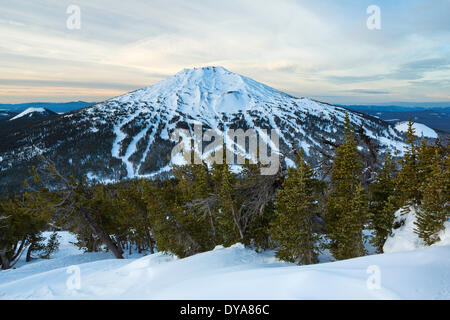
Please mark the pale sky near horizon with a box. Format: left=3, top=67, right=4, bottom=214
left=0, top=0, right=449, bottom=104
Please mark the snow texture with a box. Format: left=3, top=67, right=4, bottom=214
left=101, top=66, right=405, bottom=177
left=9, top=108, right=47, bottom=121
left=0, top=67, right=407, bottom=182
left=1, top=230, right=449, bottom=300
left=384, top=206, right=450, bottom=253
left=395, top=121, right=438, bottom=139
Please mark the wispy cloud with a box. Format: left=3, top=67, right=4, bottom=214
left=347, top=89, right=391, bottom=95
left=0, top=0, right=449, bottom=103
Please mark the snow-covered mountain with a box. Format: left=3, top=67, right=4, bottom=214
left=0, top=107, right=57, bottom=139
left=0, top=101, right=94, bottom=114
left=394, top=121, right=438, bottom=139
left=0, top=66, right=406, bottom=192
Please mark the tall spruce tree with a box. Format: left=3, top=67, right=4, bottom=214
left=415, top=152, right=450, bottom=245
left=369, top=153, right=398, bottom=253
left=325, top=114, right=367, bottom=260
left=396, top=118, right=421, bottom=206
left=271, top=152, right=321, bottom=265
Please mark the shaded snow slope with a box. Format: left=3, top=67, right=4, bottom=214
left=1, top=232, right=449, bottom=300
left=9, top=108, right=48, bottom=121
left=94, top=66, right=406, bottom=177
left=384, top=207, right=450, bottom=254
left=114, top=66, right=298, bottom=115
left=395, top=121, right=438, bottom=139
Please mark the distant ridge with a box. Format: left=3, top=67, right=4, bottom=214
left=342, top=105, right=450, bottom=132
left=0, top=101, right=95, bottom=114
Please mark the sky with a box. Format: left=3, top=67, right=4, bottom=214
left=0, top=0, right=449, bottom=104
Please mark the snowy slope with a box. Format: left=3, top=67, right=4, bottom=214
left=395, top=121, right=438, bottom=139
left=77, top=67, right=406, bottom=176
left=0, top=232, right=449, bottom=300
left=0, top=66, right=406, bottom=191
left=384, top=207, right=450, bottom=253
left=9, top=107, right=54, bottom=121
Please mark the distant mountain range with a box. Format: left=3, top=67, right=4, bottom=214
left=0, top=101, right=95, bottom=114
left=341, top=105, right=450, bottom=133
left=350, top=102, right=450, bottom=109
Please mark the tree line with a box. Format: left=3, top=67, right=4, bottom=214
left=1, top=116, right=448, bottom=269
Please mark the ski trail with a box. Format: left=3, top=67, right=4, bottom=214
left=111, top=108, right=147, bottom=178
left=136, top=113, right=162, bottom=176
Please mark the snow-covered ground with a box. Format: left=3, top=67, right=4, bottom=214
left=395, top=121, right=438, bottom=138
left=384, top=207, right=450, bottom=253
left=1, top=223, right=449, bottom=300
left=9, top=107, right=47, bottom=121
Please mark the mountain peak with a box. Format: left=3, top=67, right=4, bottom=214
left=112, top=66, right=292, bottom=114
left=176, top=66, right=231, bottom=75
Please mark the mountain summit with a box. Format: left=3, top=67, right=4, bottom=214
left=114, top=66, right=294, bottom=115
left=0, top=67, right=406, bottom=192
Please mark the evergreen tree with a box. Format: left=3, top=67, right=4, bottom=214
left=25, top=233, right=46, bottom=262
left=238, top=162, right=277, bottom=250
left=191, top=164, right=218, bottom=245
left=270, top=152, right=321, bottom=265
left=0, top=193, right=49, bottom=269
left=396, top=118, right=420, bottom=206
left=30, top=160, right=125, bottom=259
left=143, top=175, right=205, bottom=258
left=415, top=152, right=450, bottom=245
left=40, top=232, right=61, bottom=259
left=218, top=164, right=243, bottom=244
left=173, top=164, right=216, bottom=251
left=325, top=114, right=367, bottom=260
left=369, top=153, right=398, bottom=253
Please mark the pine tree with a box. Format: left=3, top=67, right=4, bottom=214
left=40, top=232, right=61, bottom=259
left=193, top=164, right=218, bottom=244
left=417, top=138, right=437, bottom=178
left=238, top=162, right=277, bottom=250
left=25, top=233, right=46, bottom=262
left=369, top=153, right=398, bottom=253
left=218, top=164, right=243, bottom=244
left=0, top=193, right=49, bottom=269
left=396, top=118, right=420, bottom=206
left=325, top=114, right=368, bottom=260
left=271, top=152, right=321, bottom=265
left=415, top=152, right=450, bottom=245
left=173, top=164, right=216, bottom=251
left=143, top=178, right=200, bottom=258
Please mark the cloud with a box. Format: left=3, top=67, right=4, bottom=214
left=391, top=58, right=450, bottom=80
left=0, top=79, right=137, bottom=90
left=327, top=75, right=387, bottom=84
left=326, top=58, right=450, bottom=85
left=347, top=89, right=391, bottom=95
left=0, top=0, right=449, bottom=103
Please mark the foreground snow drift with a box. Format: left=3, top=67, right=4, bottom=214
left=0, top=232, right=449, bottom=300
left=384, top=207, right=450, bottom=254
